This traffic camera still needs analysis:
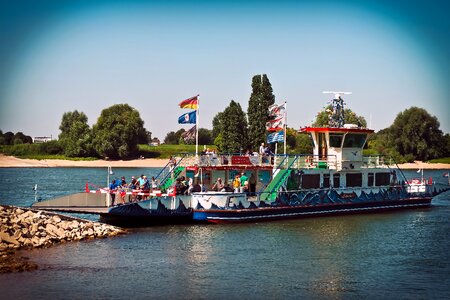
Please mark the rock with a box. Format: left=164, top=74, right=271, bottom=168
left=0, top=232, right=20, bottom=245
left=45, top=223, right=65, bottom=239
left=15, top=208, right=24, bottom=215
left=52, top=215, right=61, bottom=223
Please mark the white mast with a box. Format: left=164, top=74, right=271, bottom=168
left=196, top=94, right=199, bottom=157
left=283, top=101, right=287, bottom=156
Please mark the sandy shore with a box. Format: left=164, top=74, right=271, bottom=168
left=0, top=154, right=167, bottom=168
left=0, top=154, right=448, bottom=169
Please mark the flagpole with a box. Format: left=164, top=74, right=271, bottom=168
left=195, top=94, right=199, bottom=157
left=284, top=101, right=287, bottom=156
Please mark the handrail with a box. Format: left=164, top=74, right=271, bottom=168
left=157, top=153, right=188, bottom=188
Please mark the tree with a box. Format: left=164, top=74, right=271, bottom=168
left=3, top=131, right=14, bottom=145
left=164, top=128, right=185, bottom=144
left=92, top=104, right=148, bottom=159
left=198, top=128, right=213, bottom=145
left=387, top=107, right=446, bottom=161
left=58, top=110, right=93, bottom=157
left=214, top=100, right=248, bottom=153
left=312, top=105, right=367, bottom=128
left=247, top=74, right=275, bottom=150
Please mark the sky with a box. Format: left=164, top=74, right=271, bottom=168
left=0, top=0, right=449, bottom=141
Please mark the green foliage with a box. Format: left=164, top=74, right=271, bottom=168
left=387, top=107, right=446, bottom=161
left=0, top=131, right=32, bottom=145
left=58, top=110, right=94, bottom=157
left=211, top=113, right=223, bottom=142
left=312, top=105, right=367, bottom=127
left=198, top=128, right=213, bottom=145
left=138, top=144, right=216, bottom=159
left=427, top=157, right=450, bottom=164
left=214, top=100, right=248, bottom=153
left=164, top=128, right=185, bottom=144
left=247, top=74, right=275, bottom=150
left=0, top=141, right=63, bottom=157
left=92, top=104, right=148, bottom=159
left=2, top=132, right=14, bottom=145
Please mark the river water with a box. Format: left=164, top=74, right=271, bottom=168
left=0, top=167, right=449, bottom=299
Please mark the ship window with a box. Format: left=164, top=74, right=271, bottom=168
left=323, top=174, right=330, bottom=188
left=333, top=173, right=340, bottom=188
left=368, top=173, right=374, bottom=187
left=329, top=134, right=343, bottom=148
left=375, top=172, right=390, bottom=186
left=301, top=174, right=320, bottom=189
left=346, top=173, right=362, bottom=187
left=343, top=134, right=367, bottom=148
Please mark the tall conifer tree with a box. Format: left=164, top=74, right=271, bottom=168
left=247, top=74, right=275, bottom=150
left=213, top=100, right=248, bottom=153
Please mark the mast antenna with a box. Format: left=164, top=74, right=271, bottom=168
left=322, top=91, right=352, bottom=128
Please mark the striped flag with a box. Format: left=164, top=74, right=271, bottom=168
left=268, top=103, right=286, bottom=117
left=266, top=117, right=284, bottom=132
left=179, top=95, right=199, bottom=109
left=182, top=125, right=196, bottom=142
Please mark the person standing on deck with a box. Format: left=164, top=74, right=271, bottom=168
left=240, top=172, right=248, bottom=193
left=232, top=174, right=241, bottom=193
left=109, top=179, right=118, bottom=206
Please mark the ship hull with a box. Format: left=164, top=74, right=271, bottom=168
left=192, top=197, right=432, bottom=223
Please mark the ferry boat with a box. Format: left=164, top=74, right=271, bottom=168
left=33, top=93, right=449, bottom=225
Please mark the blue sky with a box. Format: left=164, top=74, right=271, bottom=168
left=0, top=0, right=448, bottom=142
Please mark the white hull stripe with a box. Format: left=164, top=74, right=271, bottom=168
left=205, top=203, right=430, bottom=221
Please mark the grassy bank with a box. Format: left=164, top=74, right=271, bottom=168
left=138, top=144, right=216, bottom=159
left=427, top=157, right=450, bottom=164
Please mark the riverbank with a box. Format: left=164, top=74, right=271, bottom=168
left=0, top=205, right=125, bottom=273
left=1, top=154, right=449, bottom=169
left=0, top=154, right=167, bottom=168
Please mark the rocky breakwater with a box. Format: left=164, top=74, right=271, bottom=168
left=0, top=205, right=126, bottom=273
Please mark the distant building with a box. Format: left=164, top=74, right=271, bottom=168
left=150, top=138, right=160, bottom=146
left=33, top=136, right=52, bottom=143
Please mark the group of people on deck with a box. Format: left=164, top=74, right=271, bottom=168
left=109, top=174, right=159, bottom=206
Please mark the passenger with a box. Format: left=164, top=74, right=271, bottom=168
left=151, top=176, right=158, bottom=191
left=142, top=176, right=150, bottom=200
left=212, top=178, right=225, bottom=192
left=119, top=176, right=127, bottom=204
left=128, top=177, right=137, bottom=203
left=223, top=184, right=233, bottom=192
left=240, top=172, right=248, bottom=193
left=191, top=181, right=202, bottom=193
left=109, top=179, right=118, bottom=206
left=168, top=156, right=176, bottom=172
left=137, top=174, right=145, bottom=200
left=187, top=177, right=194, bottom=195
left=259, top=143, right=265, bottom=155
left=232, top=174, right=241, bottom=193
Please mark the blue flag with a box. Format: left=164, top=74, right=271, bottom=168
left=267, top=131, right=284, bottom=144
left=178, top=110, right=196, bottom=124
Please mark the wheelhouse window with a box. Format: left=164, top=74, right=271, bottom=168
left=333, top=173, right=340, bottom=188
left=375, top=172, right=390, bottom=186
left=346, top=173, right=362, bottom=187
left=329, top=134, right=344, bottom=148
left=368, top=173, right=374, bottom=187
left=343, top=134, right=367, bottom=148
left=301, top=174, right=320, bottom=189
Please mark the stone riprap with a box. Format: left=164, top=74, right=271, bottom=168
left=0, top=205, right=125, bottom=272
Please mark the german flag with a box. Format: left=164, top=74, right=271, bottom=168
left=179, top=95, right=199, bottom=109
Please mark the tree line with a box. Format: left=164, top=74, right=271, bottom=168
left=1, top=74, right=449, bottom=161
